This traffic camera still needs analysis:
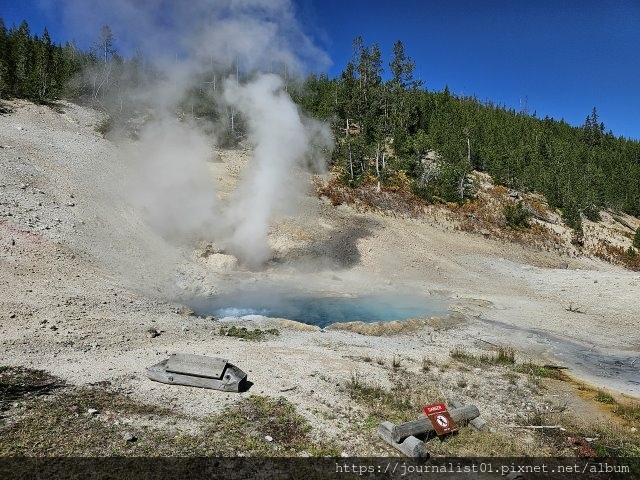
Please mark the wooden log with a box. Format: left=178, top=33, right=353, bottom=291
left=391, top=405, right=480, bottom=443
left=449, top=401, right=487, bottom=431
left=377, top=422, right=429, bottom=459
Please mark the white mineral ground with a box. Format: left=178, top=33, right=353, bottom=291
left=1, top=100, right=638, bottom=450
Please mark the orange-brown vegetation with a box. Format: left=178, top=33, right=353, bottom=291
left=593, top=241, right=640, bottom=271
left=448, top=184, right=568, bottom=253
left=315, top=169, right=640, bottom=271
left=314, top=170, right=426, bottom=217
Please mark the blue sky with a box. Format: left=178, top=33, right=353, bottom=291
left=298, top=0, right=640, bottom=140
left=2, top=0, right=639, bottom=139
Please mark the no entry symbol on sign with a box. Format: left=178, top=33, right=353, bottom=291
left=435, top=414, right=449, bottom=428
left=423, top=403, right=458, bottom=436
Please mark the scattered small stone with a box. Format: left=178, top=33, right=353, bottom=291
left=50, top=325, right=58, bottom=331
left=147, top=327, right=160, bottom=338
left=280, top=385, right=297, bottom=392
left=506, top=472, right=523, bottom=480
left=181, top=326, right=189, bottom=334
left=123, top=432, right=137, bottom=442
left=9, top=313, right=16, bottom=319
left=87, top=408, right=99, bottom=415
left=264, top=435, right=273, bottom=442
left=66, top=202, right=76, bottom=207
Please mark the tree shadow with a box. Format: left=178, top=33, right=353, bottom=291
left=271, top=214, right=380, bottom=270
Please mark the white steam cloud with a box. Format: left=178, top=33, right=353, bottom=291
left=124, top=118, right=219, bottom=243
left=220, top=73, right=328, bottom=266
left=56, top=0, right=330, bottom=74
left=60, top=0, right=333, bottom=270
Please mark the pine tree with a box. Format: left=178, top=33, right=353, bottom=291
left=634, top=227, right=640, bottom=249
left=299, top=35, right=640, bottom=217
left=0, top=18, right=8, bottom=98
left=90, top=25, right=117, bottom=101
left=9, top=21, right=32, bottom=97
left=562, top=201, right=582, bottom=232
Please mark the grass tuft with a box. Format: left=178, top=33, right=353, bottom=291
left=421, top=357, right=435, bottom=373
left=391, top=355, right=402, bottom=370
left=346, top=371, right=440, bottom=426
left=219, top=325, right=279, bottom=341
left=594, top=390, right=615, bottom=404
left=449, top=346, right=515, bottom=366
left=513, top=363, right=569, bottom=381
left=612, top=402, right=640, bottom=422
left=0, top=366, right=63, bottom=408
left=0, top=366, right=337, bottom=457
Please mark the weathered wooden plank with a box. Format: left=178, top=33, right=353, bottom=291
left=449, top=401, right=487, bottom=431
left=391, top=405, right=480, bottom=443
left=165, top=354, right=227, bottom=379
left=377, top=422, right=429, bottom=459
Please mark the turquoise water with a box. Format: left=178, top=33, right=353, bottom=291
left=190, top=291, right=448, bottom=328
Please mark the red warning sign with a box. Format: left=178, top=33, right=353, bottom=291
left=423, top=403, right=458, bottom=436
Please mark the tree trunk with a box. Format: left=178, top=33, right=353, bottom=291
left=348, top=143, right=354, bottom=179
left=391, top=405, right=480, bottom=443
left=346, top=118, right=354, bottom=179
left=375, top=143, right=381, bottom=193
left=458, top=174, right=465, bottom=201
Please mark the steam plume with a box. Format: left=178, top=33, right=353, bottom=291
left=220, top=73, right=329, bottom=266
left=62, top=0, right=333, bottom=272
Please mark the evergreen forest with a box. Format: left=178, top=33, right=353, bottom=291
left=1, top=21, right=639, bottom=224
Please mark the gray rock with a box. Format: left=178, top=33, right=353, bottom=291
left=147, top=327, right=160, bottom=338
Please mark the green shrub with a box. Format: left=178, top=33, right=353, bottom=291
left=503, top=201, right=530, bottom=229
left=95, top=116, right=113, bottom=137
left=634, top=227, right=640, bottom=249
left=582, top=204, right=601, bottom=222
left=562, top=202, right=582, bottom=232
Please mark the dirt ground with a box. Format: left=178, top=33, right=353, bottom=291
left=0, top=100, right=638, bottom=456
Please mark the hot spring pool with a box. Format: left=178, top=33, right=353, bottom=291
left=189, top=291, right=448, bottom=328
